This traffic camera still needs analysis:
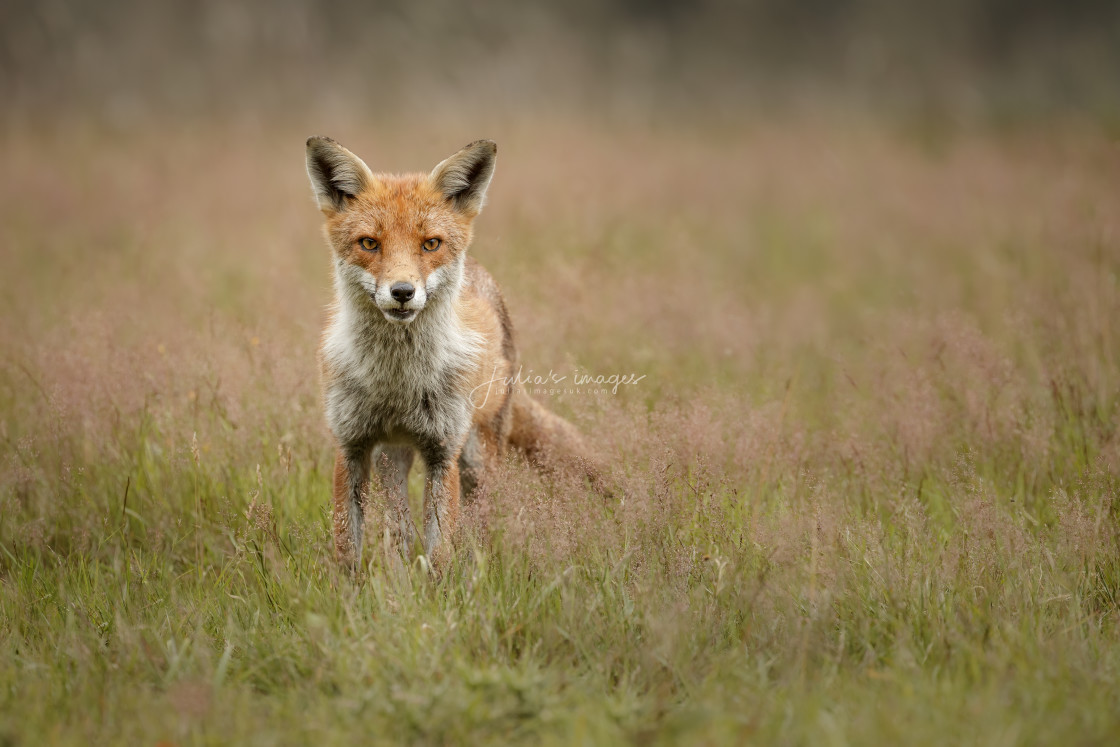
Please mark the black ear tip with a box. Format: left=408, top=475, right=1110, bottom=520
left=307, top=135, right=337, bottom=152
left=467, top=139, right=497, bottom=155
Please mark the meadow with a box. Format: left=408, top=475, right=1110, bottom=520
left=1, top=112, right=1119, bottom=744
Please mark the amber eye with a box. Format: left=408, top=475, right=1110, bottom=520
left=423, top=238, right=442, bottom=252
left=359, top=237, right=380, bottom=252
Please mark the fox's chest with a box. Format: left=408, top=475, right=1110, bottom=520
left=321, top=320, right=477, bottom=446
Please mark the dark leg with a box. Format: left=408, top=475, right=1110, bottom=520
left=419, top=440, right=463, bottom=571
left=332, top=444, right=371, bottom=568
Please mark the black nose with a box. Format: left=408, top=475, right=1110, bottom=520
left=390, top=282, right=415, bottom=303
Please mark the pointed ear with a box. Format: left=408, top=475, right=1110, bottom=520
left=305, top=136, right=375, bottom=213
left=428, top=140, right=497, bottom=217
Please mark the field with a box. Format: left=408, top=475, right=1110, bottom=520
left=2, top=112, right=1119, bottom=744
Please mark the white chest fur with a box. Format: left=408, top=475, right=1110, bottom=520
left=321, top=264, right=482, bottom=448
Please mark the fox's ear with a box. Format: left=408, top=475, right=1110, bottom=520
left=428, top=140, right=497, bottom=217
left=306, top=136, right=375, bottom=213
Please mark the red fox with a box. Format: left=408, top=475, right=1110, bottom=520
left=306, top=137, right=602, bottom=570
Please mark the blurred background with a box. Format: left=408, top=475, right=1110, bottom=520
left=3, top=0, right=1119, bottom=130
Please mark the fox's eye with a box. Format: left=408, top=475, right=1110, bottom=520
left=359, top=237, right=379, bottom=252
left=423, top=238, right=442, bottom=252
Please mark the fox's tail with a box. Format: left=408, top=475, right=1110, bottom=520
left=508, top=392, right=611, bottom=495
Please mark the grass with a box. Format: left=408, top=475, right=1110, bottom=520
left=1, top=113, right=1119, bottom=744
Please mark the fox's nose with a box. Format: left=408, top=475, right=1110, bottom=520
left=390, top=282, right=415, bottom=303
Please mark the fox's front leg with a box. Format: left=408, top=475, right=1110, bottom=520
left=421, top=449, right=462, bottom=571
left=332, top=444, right=371, bottom=568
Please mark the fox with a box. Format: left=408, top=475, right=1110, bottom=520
left=305, top=136, right=602, bottom=571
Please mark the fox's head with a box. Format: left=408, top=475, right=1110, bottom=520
left=306, top=137, right=496, bottom=325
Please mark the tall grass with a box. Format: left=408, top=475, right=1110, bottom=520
left=1, top=114, right=1119, bottom=744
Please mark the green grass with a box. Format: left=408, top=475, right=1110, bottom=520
left=1, top=117, right=1119, bottom=744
